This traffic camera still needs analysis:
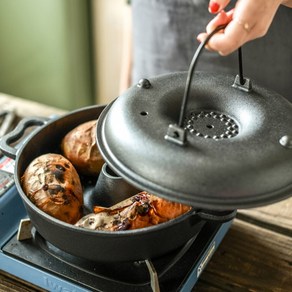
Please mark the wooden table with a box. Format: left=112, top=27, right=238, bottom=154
left=0, top=93, right=291, bottom=292
left=194, top=200, right=292, bottom=291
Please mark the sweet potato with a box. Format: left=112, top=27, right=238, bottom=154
left=61, top=120, right=104, bottom=177
left=75, top=191, right=192, bottom=231
left=21, top=153, right=83, bottom=224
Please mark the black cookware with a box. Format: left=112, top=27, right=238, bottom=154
left=97, top=71, right=292, bottom=210
left=2, top=27, right=290, bottom=263
left=0, top=105, right=234, bottom=262
left=96, top=31, right=292, bottom=210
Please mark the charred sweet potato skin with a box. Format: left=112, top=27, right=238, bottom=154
left=76, top=192, right=192, bottom=231
left=61, top=120, right=104, bottom=177
left=21, top=153, right=83, bottom=224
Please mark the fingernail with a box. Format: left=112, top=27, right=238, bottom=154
left=209, top=1, right=220, bottom=14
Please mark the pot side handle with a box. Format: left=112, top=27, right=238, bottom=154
left=0, top=116, right=49, bottom=159
left=195, top=209, right=237, bottom=223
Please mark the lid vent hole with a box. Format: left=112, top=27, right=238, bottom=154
left=185, top=111, right=239, bottom=140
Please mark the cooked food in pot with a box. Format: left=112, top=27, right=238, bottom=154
left=21, top=153, right=83, bottom=224
left=75, top=191, right=192, bottom=231
left=61, top=120, right=104, bottom=177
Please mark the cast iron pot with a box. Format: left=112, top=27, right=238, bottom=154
left=0, top=105, right=235, bottom=262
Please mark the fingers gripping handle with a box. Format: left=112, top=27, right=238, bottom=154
left=165, top=24, right=249, bottom=146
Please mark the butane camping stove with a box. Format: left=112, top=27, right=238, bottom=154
left=0, top=155, right=232, bottom=292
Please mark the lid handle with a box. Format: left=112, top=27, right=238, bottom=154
left=165, top=25, right=251, bottom=146
left=232, top=48, right=253, bottom=92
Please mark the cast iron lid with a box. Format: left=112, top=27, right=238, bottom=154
left=96, top=70, right=292, bottom=210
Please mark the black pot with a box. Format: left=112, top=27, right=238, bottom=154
left=0, top=105, right=235, bottom=262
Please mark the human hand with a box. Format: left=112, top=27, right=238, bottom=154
left=197, top=0, right=292, bottom=55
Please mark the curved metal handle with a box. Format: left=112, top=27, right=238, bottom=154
left=165, top=24, right=251, bottom=146
left=0, top=116, right=49, bottom=159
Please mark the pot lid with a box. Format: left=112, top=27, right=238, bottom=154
left=96, top=71, right=292, bottom=210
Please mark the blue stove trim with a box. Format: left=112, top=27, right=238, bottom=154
left=180, top=220, right=232, bottom=291
left=0, top=185, right=27, bottom=245
left=0, top=221, right=232, bottom=292
left=0, top=252, right=92, bottom=292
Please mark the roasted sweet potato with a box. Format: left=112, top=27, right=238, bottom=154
left=61, top=120, right=104, bottom=177
left=75, top=191, right=192, bottom=231
left=21, top=153, right=83, bottom=224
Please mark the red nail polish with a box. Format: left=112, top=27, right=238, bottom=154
left=209, top=1, right=220, bottom=14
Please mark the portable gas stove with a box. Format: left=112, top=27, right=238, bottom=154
left=0, top=155, right=232, bottom=292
